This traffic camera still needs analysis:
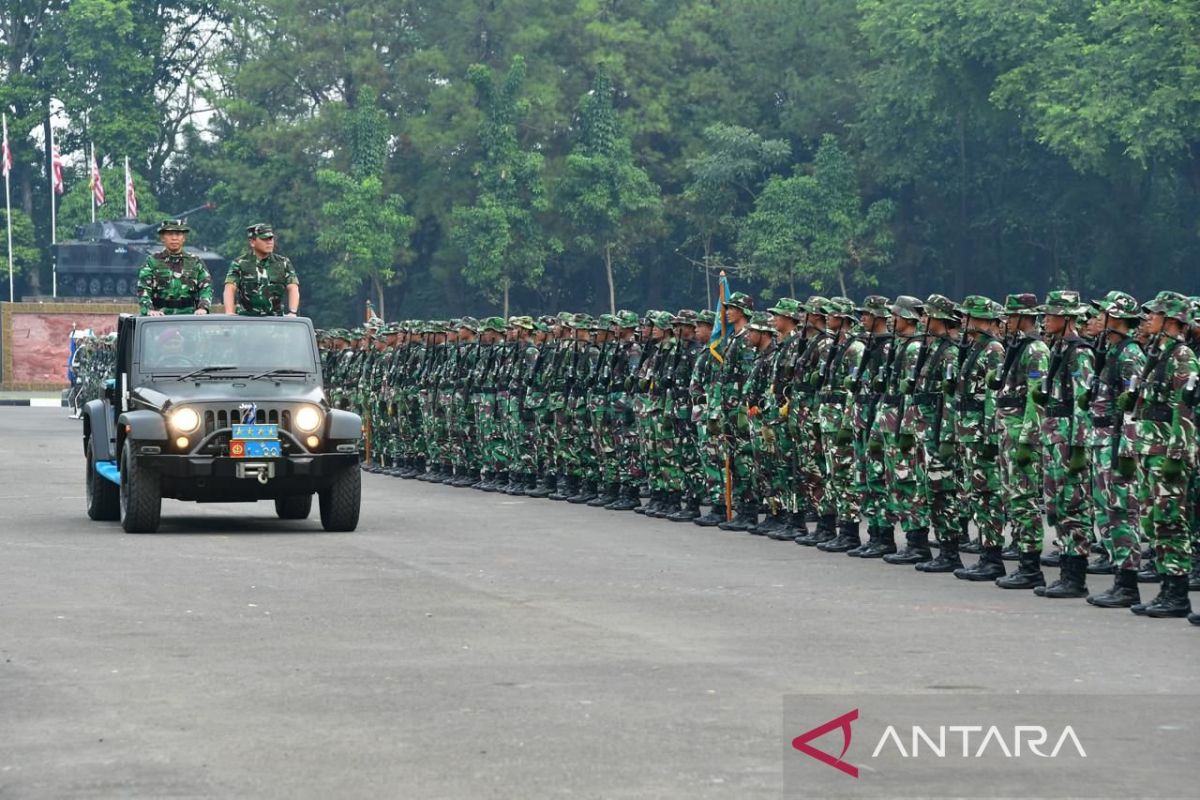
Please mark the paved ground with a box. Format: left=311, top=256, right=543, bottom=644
left=1, top=407, right=1197, bottom=799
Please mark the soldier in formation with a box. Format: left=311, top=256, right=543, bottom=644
left=320, top=290, right=1200, bottom=625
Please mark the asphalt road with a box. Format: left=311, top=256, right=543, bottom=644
left=1, top=407, right=1197, bottom=799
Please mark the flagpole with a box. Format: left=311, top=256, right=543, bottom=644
left=49, top=121, right=57, bottom=297
left=90, top=143, right=96, bottom=223
left=4, top=114, right=13, bottom=304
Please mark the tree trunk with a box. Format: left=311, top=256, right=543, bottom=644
left=703, top=239, right=712, bottom=310
left=372, top=273, right=385, bottom=320
left=604, top=242, right=616, bottom=315
left=503, top=281, right=510, bottom=319
left=837, top=270, right=847, bottom=297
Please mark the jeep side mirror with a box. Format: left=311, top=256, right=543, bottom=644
left=103, top=377, right=116, bottom=404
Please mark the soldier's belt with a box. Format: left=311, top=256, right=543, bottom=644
left=912, top=392, right=941, bottom=406
left=1091, top=414, right=1114, bottom=427
left=1138, top=404, right=1172, bottom=422
left=958, top=398, right=984, bottom=413
left=158, top=297, right=194, bottom=310
left=995, top=396, right=1025, bottom=409
left=1046, top=402, right=1073, bottom=418
left=880, top=394, right=902, bottom=405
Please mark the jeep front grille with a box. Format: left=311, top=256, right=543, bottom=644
left=203, top=407, right=292, bottom=437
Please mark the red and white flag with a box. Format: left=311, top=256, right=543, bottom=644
left=90, top=147, right=105, bottom=206
left=50, top=129, right=63, bottom=195
left=1, top=115, right=11, bottom=178
left=124, top=157, right=137, bottom=218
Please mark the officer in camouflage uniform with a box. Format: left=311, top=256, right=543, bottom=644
left=846, top=296, right=893, bottom=556
left=660, top=310, right=701, bottom=519
left=951, top=296, right=1009, bottom=581
left=136, top=219, right=212, bottom=315
left=669, top=310, right=714, bottom=522
left=713, top=293, right=759, bottom=531
left=606, top=311, right=646, bottom=511
left=814, top=298, right=865, bottom=551
left=223, top=223, right=300, bottom=316
left=994, top=294, right=1052, bottom=590
left=759, top=298, right=805, bottom=540
left=791, top=297, right=834, bottom=545
left=741, top=311, right=782, bottom=533
left=1127, top=291, right=1196, bottom=618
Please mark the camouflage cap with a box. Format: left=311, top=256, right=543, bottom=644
left=890, top=295, right=924, bottom=321
left=534, top=320, right=550, bottom=333
left=958, top=294, right=1003, bottom=320
left=650, top=310, right=675, bottom=330
left=1004, top=293, right=1039, bottom=315
left=615, top=310, right=640, bottom=328
left=747, top=311, right=775, bottom=333
left=726, top=291, right=754, bottom=311
left=805, top=295, right=830, bottom=316
left=157, top=219, right=190, bottom=234
left=538, top=314, right=558, bottom=327
left=767, top=297, right=804, bottom=320
left=696, top=309, right=717, bottom=326
left=458, top=315, right=480, bottom=332
left=479, top=316, right=507, bottom=333
left=859, top=295, right=892, bottom=317
left=246, top=223, right=274, bottom=239
left=1143, top=290, right=1192, bottom=323
left=673, top=309, right=698, bottom=326
left=1091, top=290, right=1142, bottom=320
left=511, top=315, right=536, bottom=331
left=379, top=322, right=402, bottom=336
left=571, top=313, right=595, bottom=329
left=1036, top=290, right=1087, bottom=316
left=827, top=296, right=857, bottom=318
left=597, top=313, right=619, bottom=328
left=923, top=293, right=959, bottom=321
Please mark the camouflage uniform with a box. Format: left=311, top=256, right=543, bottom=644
left=847, top=297, right=894, bottom=555
left=225, top=251, right=299, bottom=316
left=136, top=220, right=212, bottom=315
left=814, top=298, right=865, bottom=550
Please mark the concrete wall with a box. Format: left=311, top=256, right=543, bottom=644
left=1, top=302, right=135, bottom=390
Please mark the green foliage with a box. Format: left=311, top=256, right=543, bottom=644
left=0, top=209, right=40, bottom=278
left=57, top=167, right=164, bottom=233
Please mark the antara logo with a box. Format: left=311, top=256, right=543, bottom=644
left=791, top=709, right=860, bottom=778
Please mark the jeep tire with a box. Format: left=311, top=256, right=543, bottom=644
left=85, top=437, right=120, bottom=521
left=318, top=464, right=360, bottom=532
left=120, top=440, right=162, bottom=533
left=274, top=493, right=313, bottom=520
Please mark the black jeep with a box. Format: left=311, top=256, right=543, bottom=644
left=82, top=315, right=362, bottom=533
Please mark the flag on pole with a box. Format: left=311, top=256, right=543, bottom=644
left=708, top=270, right=732, bottom=363
left=51, top=135, right=64, bottom=194
left=124, top=157, right=137, bottom=218
left=90, top=148, right=105, bottom=206
left=1, top=115, right=11, bottom=178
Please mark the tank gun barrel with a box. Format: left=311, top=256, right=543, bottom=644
left=171, top=202, right=216, bottom=220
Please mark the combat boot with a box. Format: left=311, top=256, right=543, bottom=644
left=750, top=511, right=784, bottom=536
left=995, top=551, right=1046, bottom=590
left=506, top=472, right=529, bottom=497
left=694, top=503, right=727, bottom=527
left=916, top=536, right=962, bottom=573
left=634, top=489, right=660, bottom=515
left=1036, top=554, right=1089, bottom=598
left=1189, top=558, right=1200, bottom=592
left=1001, top=538, right=1020, bottom=561
left=1040, top=549, right=1063, bottom=568
left=1134, top=574, right=1191, bottom=618
left=857, top=524, right=898, bottom=558
left=783, top=511, right=810, bottom=542
left=668, top=495, right=702, bottom=522
left=818, top=520, right=861, bottom=553
left=1137, top=555, right=1161, bottom=584
left=718, top=502, right=758, bottom=532
left=954, top=546, right=1006, bottom=581
left=884, top=529, right=932, bottom=565
left=399, top=457, right=422, bottom=479
left=1086, top=550, right=1116, bottom=575
left=526, top=472, right=553, bottom=498
left=767, top=512, right=801, bottom=540
left=524, top=472, right=539, bottom=494
left=1087, top=569, right=1140, bottom=608
left=481, top=470, right=505, bottom=492
left=792, top=514, right=826, bottom=546
left=846, top=525, right=878, bottom=557
left=549, top=474, right=577, bottom=501
left=1189, top=610, right=1200, bottom=625
left=568, top=479, right=598, bottom=504
left=588, top=481, right=619, bottom=507
left=649, top=491, right=681, bottom=518
left=607, top=484, right=642, bottom=512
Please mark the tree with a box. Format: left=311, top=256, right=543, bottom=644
left=57, top=166, right=163, bottom=233
left=739, top=135, right=894, bottom=296
left=1, top=208, right=40, bottom=280
left=316, top=89, right=414, bottom=320
left=557, top=69, right=662, bottom=313
left=450, top=56, right=553, bottom=317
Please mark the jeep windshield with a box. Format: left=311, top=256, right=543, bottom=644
left=140, top=320, right=317, bottom=377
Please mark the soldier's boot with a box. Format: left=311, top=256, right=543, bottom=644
left=567, top=479, right=598, bottom=504
left=1087, top=569, right=1141, bottom=608
left=846, top=525, right=878, bottom=556
left=1189, top=609, right=1200, bottom=626
left=857, top=524, right=898, bottom=558
left=958, top=520, right=982, bottom=554
left=525, top=472, right=540, bottom=493
left=634, top=489, right=659, bottom=515
left=883, top=529, right=933, bottom=565
left=795, top=514, right=835, bottom=546
left=750, top=511, right=784, bottom=536
left=916, top=536, right=963, bottom=573
left=482, top=470, right=507, bottom=492
left=1137, top=554, right=1161, bottom=584
left=995, top=551, right=1046, bottom=590
left=439, top=463, right=457, bottom=484
left=1188, top=558, right=1200, bottom=592
left=1040, top=549, right=1063, bottom=568
left=818, top=520, right=862, bottom=553
left=651, top=491, right=682, bottom=518
left=693, top=503, right=727, bottom=527
left=508, top=472, right=531, bottom=497
left=395, top=457, right=414, bottom=478
left=1135, top=575, right=1191, bottom=618
left=1036, top=554, right=1089, bottom=598
left=415, top=460, right=436, bottom=481
left=668, top=495, right=702, bottom=522
left=717, top=502, right=758, bottom=532
left=767, top=512, right=801, bottom=540
left=606, top=484, right=640, bottom=512
left=781, top=511, right=810, bottom=542
left=588, top=481, right=619, bottom=507
left=1001, top=538, right=1020, bottom=561
left=954, top=546, right=1006, bottom=581
left=549, top=474, right=577, bottom=501
left=1087, top=550, right=1116, bottom=575
left=526, top=472, right=553, bottom=498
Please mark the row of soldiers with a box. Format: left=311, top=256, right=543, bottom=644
left=67, top=332, right=117, bottom=418
left=319, top=289, right=1200, bottom=626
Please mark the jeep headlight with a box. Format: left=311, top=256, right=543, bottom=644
left=169, top=407, right=201, bottom=433
left=294, top=405, right=322, bottom=433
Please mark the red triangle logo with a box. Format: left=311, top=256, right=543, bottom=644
left=791, top=708, right=859, bottom=778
